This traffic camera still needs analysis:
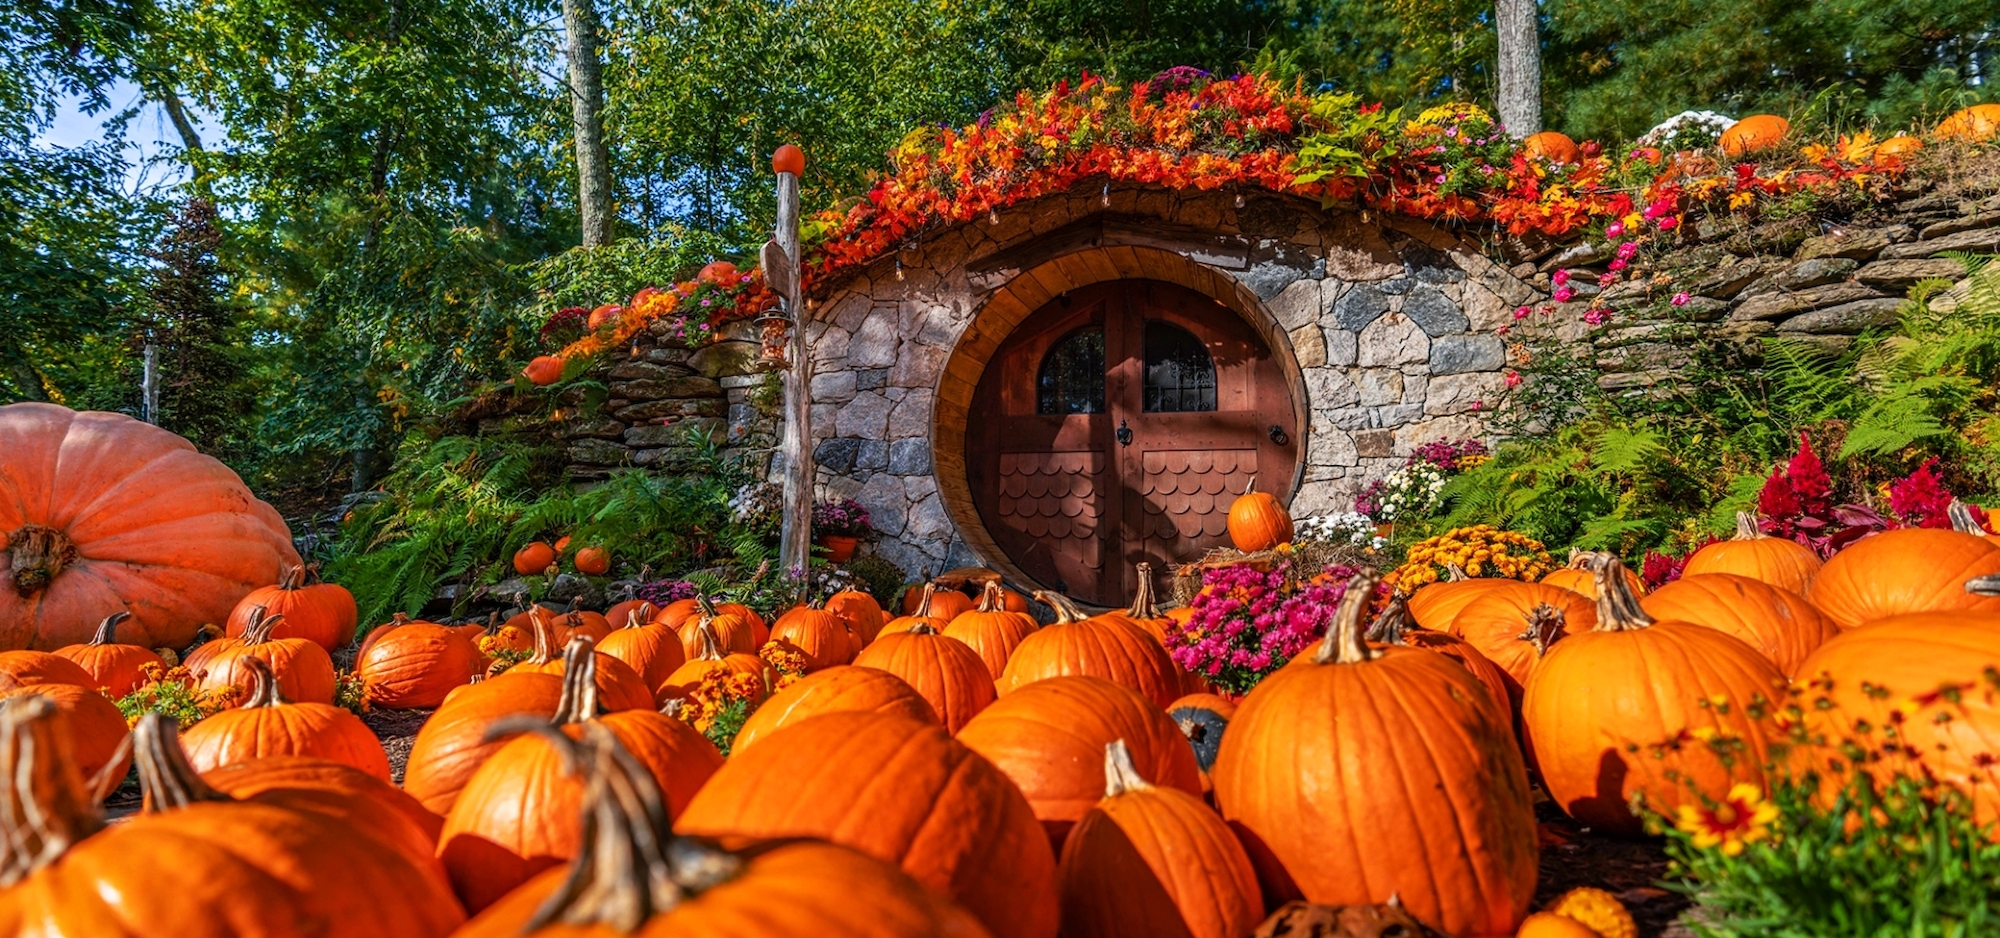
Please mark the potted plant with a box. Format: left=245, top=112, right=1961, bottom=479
left=811, top=498, right=873, bottom=563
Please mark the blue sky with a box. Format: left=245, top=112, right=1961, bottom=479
left=38, top=78, right=212, bottom=191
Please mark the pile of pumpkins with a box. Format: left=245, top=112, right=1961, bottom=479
left=1513, top=102, right=2000, bottom=172
left=9, top=401, right=2000, bottom=937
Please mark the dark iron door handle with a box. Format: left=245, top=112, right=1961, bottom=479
left=1268, top=424, right=1289, bottom=446
left=1116, top=420, right=1133, bottom=446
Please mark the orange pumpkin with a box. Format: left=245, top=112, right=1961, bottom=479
left=1517, top=912, right=1603, bottom=938
left=851, top=622, right=996, bottom=733
left=1876, top=134, right=1925, bottom=159
left=1090, top=562, right=1174, bottom=644
left=958, top=675, right=1201, bottom=850
left=676, top=710, right=1060, bottom=938
left=512, top=541, right=557, bottom=575
left=449, top=722, right=984, bottom=938
left=772, top=142, right=807, bottom=175
left=1681, top=512, right=1823, bottom=594
left=440, top=640, right=723, bottom=913
left=594, top=604, right=685, bottom=690
left=1226, top=478, right=1294, bottom=552
left=0, top=682, right=130, bottom=789
left=356, top=617, right=483, bottom=709
left=1212, top=572, right=1538, bottom=936
left=601, top=595, right=657, bottom=632
left=181, top=656, right=391, bottom=780
left=879, top=582, right=957, bottom=639
left=187, top=606, right=338, bottom=706
left=522, top=355, right=565, bottom=386
left=572, top=545, right=611, bottom=576
left=999, top=591, right=1181, bottom=709
left=402, top=670, right=566, bottom=815
left=1523, top=554, right=1786, bottom=836
left=51, top=611, right=162, bottom=697
left=0, top=703, right=465, bottom=938
left=1789, top=605, right=2000, bottom=827
left=1806, top=528, right=2000, bottom=629
left=1937, top=103, right=2000, bottom=141
left=1166, top=692, right=1235, bottom=795
left=1405, top=573, right=1508, bottom=631
left=1540, top=552, right=1646, bottom=599
left=1720, top=114, right=1790, bottom=156
left=0, top=402, right=300, bottom=650
left=732, top=664, right=939, bottom=753
left=698, top=260, right=740, bottom=286
left=1368, top=597, right=1513, bottom=730
left=656, top=620, right=776, bottom=706
left=945, top=581, right=1041, bottom=679
left=505, top=611, right=654, bottom=712
left=676, top=595, right=757, bottom=658
left=203, top=755, right=445, bottom=847
left=0, top=648, right=96, bottom=692
left=1058, top=740, right=1263, bottom=938
left=827, top=587, right=888, bottom=646
left=1448, top=581, right=1596, bottom=707
left=1641, top=572, right=1839, bottom=677
left=584, top=304, right=621, bottom=330
left=769, top=600, right=853, bottom=671
left=555, top=607, right=613, bottom=645
left=225, top=564, right=358, bottom=652
left=1522, top=131, right=1581, bottom=164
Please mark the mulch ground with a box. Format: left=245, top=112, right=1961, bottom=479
left=1534, top=800, right=1695, bottom=937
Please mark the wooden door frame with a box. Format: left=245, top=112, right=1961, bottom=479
left=933, top=243, right=1311, bottom=608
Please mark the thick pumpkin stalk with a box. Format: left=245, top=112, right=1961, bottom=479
left=515, top=722, right=743, bottom=930
left=235, top=656, right=287, bottom=709
left=275, top=564, right=306, bottom=591
left=905, top=623, right=940, bottom=637
left=689, top=621, right=727, bottom=663
left=1125, top=563, right=1160, bottom=620
left=524, top=606, right=560, bottom=667
left=620, top=603, right=657, bottom=630
left=551, top=637, right=603, bottom=723
left=7, top=524, right=76, bottom=597
left=1970, top=575, right=2000, bottom=597
left=909, top=583, right=939, bottom=620
left=1583, top=552, right=1654, bottom=632
left=0, top=695, right=104, bottom=886
left=1033, top=590, right=1088, bottom=625
left=133, top=713, right=231, bottom=812
left=1516, top=603, right=1567, bottom=655
left=238, top=605, right=288, bottom=646
left=1101, top=739, right=1152, bottom=798
left=1732, top=511, right=1764, bottom=541
left=1365, top=594, right=1414, bottom=644
left=1950, top=500, right=1989, bottom=536
left=87, top=611, right=132, bottom=647
left=973, top=581, right=1005, bottom=613
left=1313, top=571, right=1384, bottom=665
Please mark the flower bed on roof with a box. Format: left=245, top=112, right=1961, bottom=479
left=550, top=69, right=1940, bottom=369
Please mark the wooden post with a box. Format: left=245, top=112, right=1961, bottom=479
left=772, top=149, right=813, bottom=588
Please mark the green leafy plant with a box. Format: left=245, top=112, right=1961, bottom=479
left=115, top=666, right=233, bottom=729
left=702, top=698, right=753, bottom=757
left=843, top=554, right=910, bottom=606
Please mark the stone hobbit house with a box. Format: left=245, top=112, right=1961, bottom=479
left=559, top=175, right=2000, bottom=608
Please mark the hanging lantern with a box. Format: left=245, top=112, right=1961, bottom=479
left=754, top=305, right=791, bottom=371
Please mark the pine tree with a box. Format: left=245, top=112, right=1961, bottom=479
left=141, top=198, right=255, bottom=460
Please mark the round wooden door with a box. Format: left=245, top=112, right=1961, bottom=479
left=967, top=279, right=1299, bottom=608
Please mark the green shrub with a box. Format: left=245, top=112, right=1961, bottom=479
left=843, top=554, right=911, bottom=607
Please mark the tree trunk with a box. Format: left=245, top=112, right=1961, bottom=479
left=563, top=0, right=613, bottom=248
left=1494, top=0, right=1542, bottom=137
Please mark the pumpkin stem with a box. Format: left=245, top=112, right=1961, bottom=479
left=911, top=583, right=938, bottom=620
left=526, top=606, right=558, bottom=666
left=1125, top=563, right=1160, bottom=620
left=622, top=603, right=657, bottom=630
left=1102, top=739, right=1153, bottom=797
left=691, top=621, right=726, bottom=662
left=1313, top=571, right=1383, bottom=665
left=1949, top=500, right=1989, bottom=536
left=277, top=564, right=305, bottom=591
left=132, top=713, right=230, bottom=812
left=241, top=606, right=287, bottom=645
left=1443, top=564, right=1469, bottom=583
left=551, top=637, right=603, bottom=724
left=693, top=594, right=720, bottom=622
left=88, top=611, right=131, bottom=647
left=514, top=723, right=743, bottom=930
left=1583, top=552, right=1654, bottom=632
left=1032, top=590, right=1087, bottom=625
left=1968, top=575, right=2000, bottom=597
left=1517, top=603, right=1567, bottom=655
left=659, top=698, right=685, bottom=719
left=237, top=656, right=287, bottom=709
left=6, top=524, right=76, bottom=597
left=1734, top=511, right=1762, bottom=541
left=1243, top=476, right=1256, bottom=496
left=973, top=581, right=1005, bottom=614
left=0, top=695, right=104, bottom=886
left=1365, top=594, right=1413, bottom=645
left=907, top=622, right=940, bottom=636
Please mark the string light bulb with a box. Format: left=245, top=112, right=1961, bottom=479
left=988, top=208, right=1000, bottom=225
left=1234, top=192, right=1246, bottom=208
left=895, top=257, right=905, bottom=281
left=1101, top=183, right=1111, bottom=206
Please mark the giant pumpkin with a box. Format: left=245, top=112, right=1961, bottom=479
left=1641, top=572, right=1839, bottom=677
left=0, top=402, right=300, bottom=650
left=180, top=656, right=391, bottom=780
left=957, top=676, right=1202, bottom=849
left=851, top=622, right=996, bottom=733
left=1680, top=512, right=1823, bottom=594
left=0, top=702, right=464, bottom=938
left=999, top=591, right=1180, bottom=709
left=1213, top=572, right=1538, bottom=937
left=449, top=723, right=993, bottom=938
left=1367, top=596, right=1513, bottom=730
left=1806, top=528, right=2000, bottom=629
left=1058, top=740, right=1263, bottom=938
left=731, top=664, right=938, bottom=753
left=1522, top=554, right=1786, bottom=837
left=439, top=639, right=724, bottom=912
left=676, top=710, right=1060, bottom=938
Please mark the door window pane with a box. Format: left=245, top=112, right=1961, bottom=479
left=1037, top=327, right=1105, bottom=414
left=1143, top=321, right=1216, bottom=412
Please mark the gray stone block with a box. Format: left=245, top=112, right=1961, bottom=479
left=614, top=398, right=727, bottom=422
left=855, top=440, right=890, bottom=471
left=1880, top=226, right=2000, bottom=259
left=888, top=439, right=932, bottom=475
left=1323, top=327, right=1359, bottom=367
left=855, top=368, right=890, bottom=391
left=1730, top=282, right=1883, bottom=322
left=1334, top=283, right=1390, bottom=331
left=1357, top=314, right=1429, bottom=368
left=1777, top=298, right=1905, bottom=334
left=607, top=360, right=696, bottom=381
left=1770, top=257, right=1857, bottom=290
left=608, top=376, right=723, bottom=401
left=1796, top=226, right=1907, bottom=262
left=567, top=439, right=632, bottom=467
left=1855, top=258, right=1965, bottom=289
left=1429, top=334, right=1506, bottom=374
left=689, top=340, right=759, bottom=378
left=1399, top=284, right=1470, bottom=336
left=815, top=437, right=861, bottom=473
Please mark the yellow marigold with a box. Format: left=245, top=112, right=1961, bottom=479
left=1675, top=783, right=1779, bottom=856
left=1547, top=887, right=1637, bottom=938
left=1409, top=102, right=1495, bottom=130
left=759, top=640, right=810, bottom=678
